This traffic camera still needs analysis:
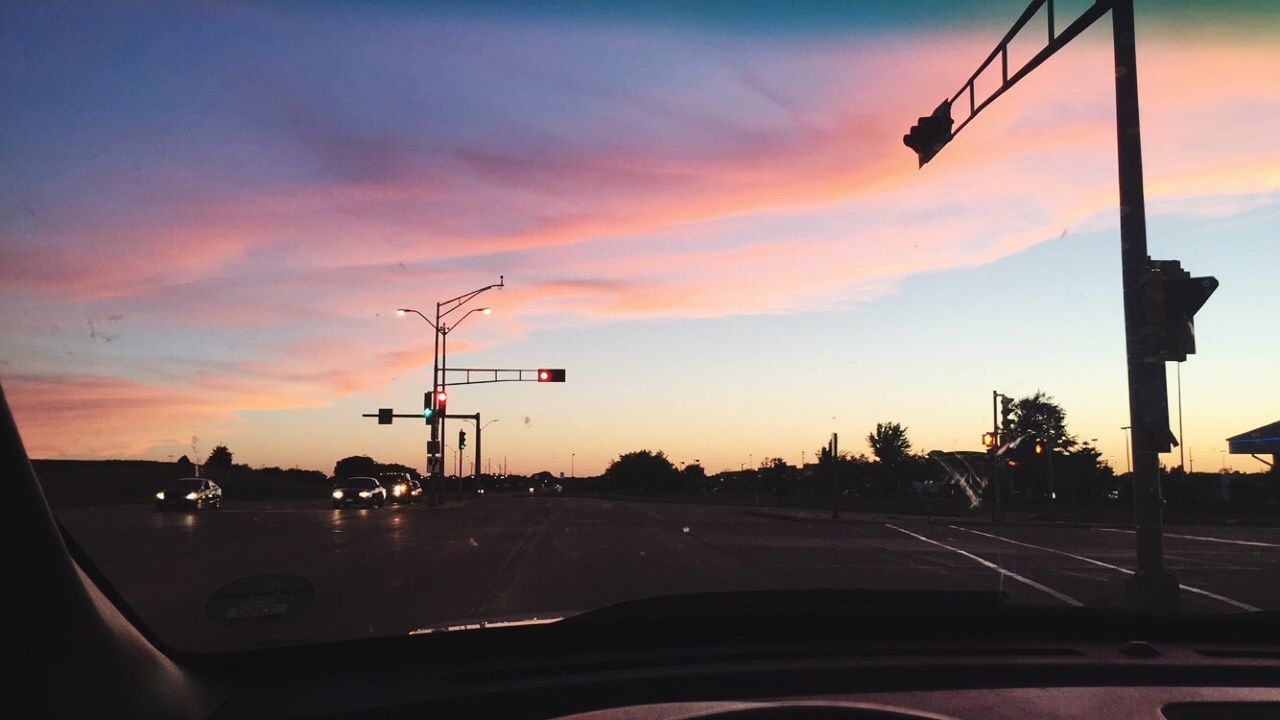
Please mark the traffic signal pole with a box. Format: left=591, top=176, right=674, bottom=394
left=902, top=0, right=1208, bottom=611
left=431, top=303, right=442, bottom=506
left=438, top=312, right=448, bottom=506
left=1112, top=0, right=1178, bottom=610
left=991, top=391, right=1003, bottom=523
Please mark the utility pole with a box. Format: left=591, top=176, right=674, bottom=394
left=830, top=433, right=840, bottom=519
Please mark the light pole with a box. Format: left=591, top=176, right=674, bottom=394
left=1177, top=361, right=1186, bottom=474
left=397, top=276, right=503, bottom=504
left=1121, top=426, right=1132, bottom=475
left=571, top=452, right=575, bottom=479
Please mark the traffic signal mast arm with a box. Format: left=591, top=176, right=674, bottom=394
left=440, top=368, right=566, bottom=386
left=904, top=0, right=1113, bottom=167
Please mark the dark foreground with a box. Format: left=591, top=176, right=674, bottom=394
left=56, top=495, right=1280, bottom=653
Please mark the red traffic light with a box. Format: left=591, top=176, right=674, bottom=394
left=903, top=100, right=954, bottom=167
left=537, top=368, right=566, bottom=382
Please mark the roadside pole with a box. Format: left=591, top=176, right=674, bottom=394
left=1113, top=0, right=1178, bottom=610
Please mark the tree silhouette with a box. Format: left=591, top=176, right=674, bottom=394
left=1011, top=391, right=1077, bottom=451
left=867, top=422, right=912, bottom=466
left=334, top=455, right=378, bottom=479
left=205, top=445, right=233, bottom=468
left=681, top=463, right=707, bottom=487
left=603, top=450, right=680, bottom=494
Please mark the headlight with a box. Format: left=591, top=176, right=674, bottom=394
left=528, top=487, right=535, bottom=494
left=332, top=490, right=343, bottom=499
left=477, top=489, right=485, bottom=495
left=185, top=492, right=198, bottom=500
left=155, top=491, right=165, bottom=500
left=358, top=491, right=371, bottom=498
left=393, top=485, right=404, bottom=496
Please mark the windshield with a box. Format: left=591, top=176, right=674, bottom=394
left=166, top=479, right=202, bottom=491
left=4, top=1, right=1279, bottom=654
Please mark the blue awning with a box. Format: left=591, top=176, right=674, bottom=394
left=1228, top=421, right=1280, bottom=455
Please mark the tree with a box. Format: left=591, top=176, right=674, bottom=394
left=867, top=422, right=912, bottom=466
left=333, top=455, right=377, bottom=479
left=175, top=454, right=194, bottom=471
left=603, top=450, right=680, bottom=494
left=681, top=463, right=707, bottom=489
left=759, top=457, right=794, bottom=497
left=1010, top=390, right=1077, bottom=451
left=205, top=445, right=233, bottom=468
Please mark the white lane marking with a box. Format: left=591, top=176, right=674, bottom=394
left=957, top=526, right=1260, bottom=612
left=884, top=524, right=1082, bottom=607
left=1097, top=527, right=1280, bottom=548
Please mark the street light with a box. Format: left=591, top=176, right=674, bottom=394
left=397, top=276, right=503, bottom=504
left=1121, top=426, right=1132, bottom=475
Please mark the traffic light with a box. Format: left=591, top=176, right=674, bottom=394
left=981, top=432, right=996, bottom=448
left=459, top=430, right=467, bottom=450
left=426, top=388, right=447, bottom=421
left=1034, top=441, right=1045, bottom=455
left=1000, top=395, right=1015, bottom=433
left=903, top=100, right=954, bottom=167
left=1140, top=259, right=1218, bottom=362
left=537, top=368, right=566, bottom=382
left=378, top=408, right=393, bottom=425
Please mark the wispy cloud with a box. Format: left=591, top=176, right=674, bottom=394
left=2, top=4, right=1277, bottom=459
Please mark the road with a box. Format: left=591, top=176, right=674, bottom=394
left=56, top=495, right=1280, bottom=653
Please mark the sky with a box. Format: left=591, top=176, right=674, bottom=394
left=1, top=1, right=1277, bottom=477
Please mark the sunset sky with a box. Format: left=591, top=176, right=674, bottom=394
left=2, top=1, right=1277, bottom=477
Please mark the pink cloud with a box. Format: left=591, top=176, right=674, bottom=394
left=4, top=27, right=1278, bottom=461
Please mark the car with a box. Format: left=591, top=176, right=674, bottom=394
left=154, top=477, right=221, bottom=511
left=331, top=476, right=386, bottom=508
left=379, top=472, right=423, bottom=505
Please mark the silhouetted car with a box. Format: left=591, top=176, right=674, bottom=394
left=332, top=476, right=386, bottom=508
left=154, top=477, right=221, bottom=511
left=380, top=472, right=423, bottom=505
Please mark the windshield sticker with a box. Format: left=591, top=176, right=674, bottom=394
left=206, top=574, right=314, bottom=627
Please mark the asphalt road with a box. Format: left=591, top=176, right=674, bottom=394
left=56, top=495, right=1280, bottom=653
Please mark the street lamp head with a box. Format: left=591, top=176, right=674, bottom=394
left=481, top=307, right=493, bottom=315
left=396, top=309, right=407, bottom=316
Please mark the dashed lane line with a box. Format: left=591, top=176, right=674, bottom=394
left=956, top=526, right=1260, bottom=612
left=884, top=524, right=1082, bottom=607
